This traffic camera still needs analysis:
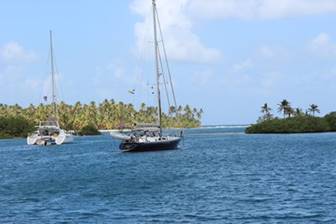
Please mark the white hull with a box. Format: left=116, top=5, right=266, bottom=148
left=27, top=135, right=50, bottom=145
left=110, top=131, right=132, bottom=140
left=55, top=130, right=74, bottom=145
left=27, top=129, right=74, bottom=146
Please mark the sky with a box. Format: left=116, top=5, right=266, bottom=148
left=1, top=0, right=336, bottom=125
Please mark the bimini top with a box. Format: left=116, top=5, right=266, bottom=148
left=38, top=117, right=60, bottom=128
left=134, top=123, right=160, bottom=131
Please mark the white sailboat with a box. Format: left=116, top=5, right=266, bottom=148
left=27, top=31, right=74, bottom=146
left=111, top=0, right=182, bottom=152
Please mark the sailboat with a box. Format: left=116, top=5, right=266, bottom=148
left=111, top=0, right=182, bottom=152
left=27, top=31, right=74, bottom=146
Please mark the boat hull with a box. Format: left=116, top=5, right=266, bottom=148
left=27, top=130, right=74, bottom=146
left=27, top=135, right=55, bottom=145
left=120, top=138, right=181, bottom=152
left=55, top=130, right=74, bottom=145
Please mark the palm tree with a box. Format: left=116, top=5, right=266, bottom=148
left=184, top=105, right=193, bottom=119
left=196, top=108, right=203, bottom=120
left=0, top=100, right=203, bottom=132
left=287, top=107, right=294, bottom=118
left=278, top=100, right=291, bottom=118
left=308, top=104, right=320, bottom=116
left=261, top=103, right=271, bottom=114
left=168, top=106, right=176, bottom=116
left=294, top=108, right=304, bottom=117
left=261, top=103, right=272, bottom=120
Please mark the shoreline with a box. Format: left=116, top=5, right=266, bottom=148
left=245, top=114, right=336, bottom=134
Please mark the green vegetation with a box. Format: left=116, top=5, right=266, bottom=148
left=0, top=116, right=34, bottom=138
left=0, top=100, right=202, bottom=138
left=78, top=124, right=101, bottom=136
left=246, top=116, right=331, bottom=134
left=246, top=100, right=336, bottom=134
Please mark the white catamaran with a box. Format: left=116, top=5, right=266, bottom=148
left=27, top=31, right=74, bottom=146
left=111, top=0, right=182, bottom=152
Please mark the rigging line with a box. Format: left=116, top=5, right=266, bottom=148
left=155, top=8, right=177, bottom=110
left=136, top=32, right=148, bottom=105
left=53, top=55, right=63, bottom=105
left=50, top=38, right=66, bottom=117
left=49, top=31, right=59, bottom=120
left=51, top=37, right=64, bottom=107
left=50, top=32, right=56, bottom=119
left=155, top=7, right=182, bottom=131
left=40, top=46, right=51, bottom=105
left=157, top=46, right=171, bottom=109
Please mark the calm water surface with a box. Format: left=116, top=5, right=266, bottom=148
left=1, top=127, right=336, bottom=223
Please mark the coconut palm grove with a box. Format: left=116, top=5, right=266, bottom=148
left=0, top=100, right=202, bottom=138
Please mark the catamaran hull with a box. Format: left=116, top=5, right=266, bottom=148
left=27, top=132, right=74, bottom=146
left=120, top=138, right=181, bottom=152
left=55, top=131, right=74, bottom=145
left=27, top=136, right=55, bottom=145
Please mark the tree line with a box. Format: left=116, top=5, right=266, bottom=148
left=246, top=99, right=336, bottom=134
left=259, top=100, right=320, bottom=121
left=0, top=100, right=203, bottom=138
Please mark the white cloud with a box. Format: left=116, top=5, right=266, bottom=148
left=233, top=58, right=254, bottom=72
left=310, top=33, right=336, bottom=56
left=258, top=46, right=276, bottom=58
left=41, top=73, right=64, bottom=102
left=192, top=69, right=214, bottom=87
left=0, top=42, right=41, bottom=104
left=130, top=0, right=222, bottom=63
left=0, top=41, right=38, bottom=80
left=25, top=79, right=41, bottom=90
left=188, top=0, right=336, bottom=20
left=130, top=0, right=335, bottom=64
left=232, top=45, right=287, bottom=73
left=0, top=41, right=37, bottom=64
left=312, top=33, right=330, bottom=46
left=102, top=62, right=125, bottom=79
left=92, top=60, right=158, bottom=105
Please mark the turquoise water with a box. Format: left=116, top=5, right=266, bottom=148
left=1, top=128, right=336, bottom=223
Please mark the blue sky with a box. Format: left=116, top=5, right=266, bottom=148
left=1, top=0, right=336, bottom=125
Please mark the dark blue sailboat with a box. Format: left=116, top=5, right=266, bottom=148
left=112, top=0, right=182, bottom=152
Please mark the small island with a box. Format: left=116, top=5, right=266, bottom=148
left=246, top=100, right=336, bottom=134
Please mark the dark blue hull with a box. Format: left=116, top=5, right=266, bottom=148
left=120, top=138, right=180, bottom=152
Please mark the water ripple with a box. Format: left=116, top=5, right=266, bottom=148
left=1, top=129, right=336, bottom=223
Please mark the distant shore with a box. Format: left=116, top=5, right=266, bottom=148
left=0, top=101, right=202, bottom=139
left=246, top=113, right=336, bottom=134
left=246, top=101, right=336, bottom=134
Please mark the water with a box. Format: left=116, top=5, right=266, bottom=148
left=1, top=127, right=336, bottom=223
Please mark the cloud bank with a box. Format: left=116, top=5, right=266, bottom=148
left=310, top=33, right=336, bottom=56
left=0, top=42, right=36, bottom=64
left=131, top=0, right=336, bottom=64
left=130, top=0, right=222, bottom=63
left=0, top=42, right=40, bottom=104
left=188, top=0, right=336, bottom=20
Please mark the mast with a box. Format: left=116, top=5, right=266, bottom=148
left=152, top=0, right=162, bottom=135
left=49, top=30, right=57, bottom=118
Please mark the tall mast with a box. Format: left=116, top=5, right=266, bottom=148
left=152, top=0, right=162, bottom=135
left=49, top=30, right=57, bottom=117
